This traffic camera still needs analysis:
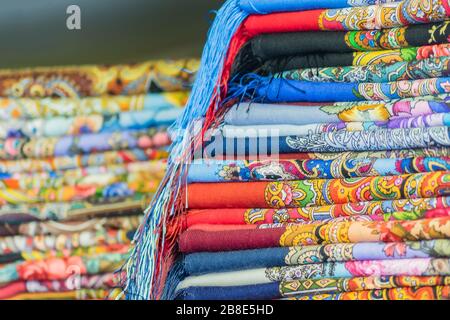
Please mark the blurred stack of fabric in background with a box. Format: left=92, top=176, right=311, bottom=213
left=0, top=59, right=197, bottom=300
left=122, top=0, right=450, bottom=301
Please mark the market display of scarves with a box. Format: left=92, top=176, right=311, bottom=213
left=121, top=0, right=450, bottom=301
left=0, top=59, right=198, bottom=300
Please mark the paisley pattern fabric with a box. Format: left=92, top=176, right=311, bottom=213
left=318, top=0, right=450, bottom=31
left=280, top=275, right=450, bottom=297
left=344, top=21, right=450, bottom=51
left=188, top=157, right=450, bottom=182
left=279, top=217, right=450, bottom=246
left=224, top=97, right=450, bottom=126
left=0, top=92, right=188, bottom=121
left=186, top=172, right=450, bottom=209
left=0, top=128, right=170, bottom=160
left=241, top=0, right=450, bottom=32
left=279, top=56, right=450, bottom=83
left=291, top=285, right=450, bottom=300
left=0, top=161, right=166, bottom=190
left=185, top=197, right=450, bottom=227
left=207, top=126, right=450, bottom=156
left=221, top=114, right=450, bottom=137
left=0, top=109, right=182, bottom=139
left=286, top=149, right=449, bottom=161
left=351, top=43, right=450, bottom=66
left=264, top=172, right=450, bottom=208
left=0, top=60, right=198, bottom=98
left=0, top=148, right=168, bottom=174
left=0, top=60, right=192, bottom=299
left=283, top=126, right=450, bottom=153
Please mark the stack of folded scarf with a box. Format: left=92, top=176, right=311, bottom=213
left=0, top=59, right=198, bottom=300
left=123, top=0, right=450, bottom=301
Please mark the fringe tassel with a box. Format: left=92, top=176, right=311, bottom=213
left=176, top=0, right=249, bottom=133
left=160, top=259, right=187, bottom=300
left=120, top=0, right=251, bottom=300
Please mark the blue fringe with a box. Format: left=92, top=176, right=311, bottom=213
left=161, top=259, right=187, bottom=300
left=175, top=0, right=248, bottom=135
left=121, top=0, right=249, bottom=300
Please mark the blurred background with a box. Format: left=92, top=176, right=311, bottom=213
left=0, top=0, right=222, bottom=68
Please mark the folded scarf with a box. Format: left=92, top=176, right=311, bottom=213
left=0, top=253, right=127, bottom=284
left=278, top=56, right=450, bottom=83
left=0, top=160, right=165, bottom=182
left=6, top=288, right=123, bottom=300
left=177, top=257, right=450, bottom=289
left=179, top=217, right=450, bottom=253
left=0, top=109, right=182, bottom=139
left=0, top=195, right=146, bottom=222
left=0, top=92, right=188, bottom=121
left=188, top=156, right=450, bottom=183
left=0, top=215, right=142, bottom=237
left=184, top=197, right=450, bottom=226
left=239, top=0, right=402, bottom=14
left=291, top=285, right=450, bottom=300
left=208, top=149, right=450, bottom=162
left=0, top=60, right=198, bottom=98
left=0, top=129, right=170, bottom=161
left=187, top=172, right=450, bottom=209
left=232, top=21, right=450, bottom=75
left=0, top=273, right=119, bottom=299
left=181, top=239, right=450, bottom=276
left=224, top=98, right=450, bottom=126
left=0, top=162, right=164, bottom=190
left=241, top=1, right=449, bottom=34
left=0, top=181, right=156, bottom=205
left=185, top=208, right=450, bottom=229
left=235, top=77, right=450, bottom=103
left=0, top=229, right=132, bottom=255
left=204, top=126, right=450, bottom=157
left=0, top=148, right=168, bottom=175
left=257, top=43, right=450, bottom=74
left=0, top=245, right=130, bottom=266
left=220, top=114, right=450, bottom=137
left=176, top=275, right=450, bottom=300
left=0, top=163, right=165, bottom=190
left=0, top=244, right=130, bottom=265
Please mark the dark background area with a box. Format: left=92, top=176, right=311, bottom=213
left=0, top=0, right=222, bottom=68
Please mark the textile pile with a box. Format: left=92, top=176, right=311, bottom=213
left=0, top=60, right=197, bottom=300
left=123, top=0, right=450, bottom=300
